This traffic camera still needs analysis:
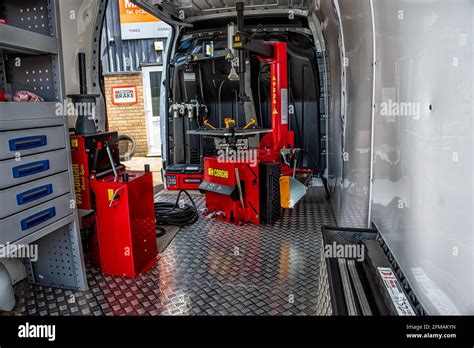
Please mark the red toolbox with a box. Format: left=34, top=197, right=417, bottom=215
left=92, top=171, right=157, bottom=278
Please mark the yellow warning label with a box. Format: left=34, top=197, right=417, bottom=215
left=233, top=36, right=243, bottom=49
left=272, top=76, right=278, bottom=114
left=280, top=176, right=291, bottom=209
left=226, top=52, right=232, bottom=60
left=72, top=164, right=82, bottom=206
left=208, top=168, right=229, bottom=179
left=108, top=189, right=114, bottom=202
left=71, top=138, right=79, bottom=148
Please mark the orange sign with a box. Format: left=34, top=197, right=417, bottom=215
left=118, top=0, right=170, bottom=40
left=119, top=0, right=159, bottom=24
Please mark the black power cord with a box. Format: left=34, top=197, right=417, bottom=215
left=154, top=190, right=199, bottom=234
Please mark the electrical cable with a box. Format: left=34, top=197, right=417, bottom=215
left=154, top=190, right=199, bottom=230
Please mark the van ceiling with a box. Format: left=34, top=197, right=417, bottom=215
left=135, top=0, right=311, bottom=26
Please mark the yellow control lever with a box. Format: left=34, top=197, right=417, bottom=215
left=243, top=118, right=257, bottom=130
left=225, top=118, right=236, bottom=129
left=204, top=119, right=216, bottom=130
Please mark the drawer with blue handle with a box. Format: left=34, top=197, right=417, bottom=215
left=0, top=193, right=73, bottom=245
left=0, top=172, right=70, bottom=219
left=0, top=149, right=68, bottom=190
left=0, top=126, right=66, bottom=160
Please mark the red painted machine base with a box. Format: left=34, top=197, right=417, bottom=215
left=202, top=157, right=260, bottom=226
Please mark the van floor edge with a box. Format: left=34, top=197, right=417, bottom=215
left=14, top=187, right=335, bottom=316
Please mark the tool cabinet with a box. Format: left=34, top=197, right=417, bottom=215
left=0, top=0, right=87, bottom=290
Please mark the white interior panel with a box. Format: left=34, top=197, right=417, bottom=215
left=314, top=0, right=473, bottom=314
left=370, top=0, right=473, bottom=314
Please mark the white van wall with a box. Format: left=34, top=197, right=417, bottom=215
left=314, top=0, right=374, bottom=229
left=312, top=0, right=344, bottom=225
left=59, top=0, right=107, bottom=132
left=371, top=0, right=473, bottom=315
left=315, top=0, right=473, bottom=314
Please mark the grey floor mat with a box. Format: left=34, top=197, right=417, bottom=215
left=14, top=187, right=336, bottom=316
left=157, top=225, right=181, bottom=253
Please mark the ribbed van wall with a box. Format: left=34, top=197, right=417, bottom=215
left=315, top=0, right=473, bottom=314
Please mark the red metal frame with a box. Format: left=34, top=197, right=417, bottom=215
left=259, top=42, right=294, bottom=164
left=70, top=135, right=93, bottom=210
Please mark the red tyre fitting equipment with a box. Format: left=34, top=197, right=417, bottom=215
left=199, top=39, right=294, bottom=225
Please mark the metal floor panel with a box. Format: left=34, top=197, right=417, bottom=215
left=14, top=187, right=335, bottom=316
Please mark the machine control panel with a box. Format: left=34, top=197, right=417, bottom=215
left=199, top=181, right=237, bottom=197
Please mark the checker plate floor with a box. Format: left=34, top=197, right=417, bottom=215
left=14, top=187, right=335, bottom=316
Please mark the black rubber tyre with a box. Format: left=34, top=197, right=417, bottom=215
left=118, top=134, right=137, bottom=161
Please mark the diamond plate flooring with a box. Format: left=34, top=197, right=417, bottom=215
left=14, top=187, right=335, bottom=316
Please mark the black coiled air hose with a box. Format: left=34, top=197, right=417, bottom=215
left=154, top=190, right=199, bottom=237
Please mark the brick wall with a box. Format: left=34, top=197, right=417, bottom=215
left=104, top=73, right=149, bottom=156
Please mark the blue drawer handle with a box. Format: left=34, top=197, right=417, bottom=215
left=20, top=207, right=56, bottom=231
left=17, top=184, right=53, bottom=205
left=12, top=160, right=50, bottom=178
left=9, top=135, right=47, bottom=151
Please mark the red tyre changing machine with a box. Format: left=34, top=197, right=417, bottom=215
left=192, top=41, right=305, bottom=225
left=188, top=3, right=311, bottom=225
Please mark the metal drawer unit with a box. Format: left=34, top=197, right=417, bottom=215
left=0, top=0, right=87, bottom=291
left=0, top=172, right=71, bottom=219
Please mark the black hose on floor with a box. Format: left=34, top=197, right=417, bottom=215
left=154, top=190, right=199, bottom=230
left=156, top=226, right=166, bottom=238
